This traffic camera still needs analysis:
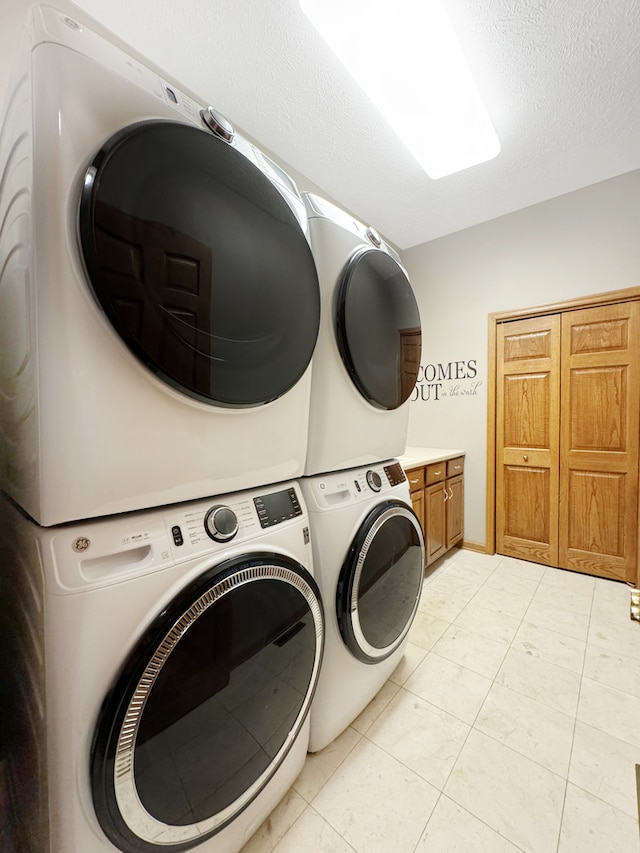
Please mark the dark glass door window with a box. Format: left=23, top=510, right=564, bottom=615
left=91, top=556, right=323, bottom=853
left=79, top=120, right=320, bottom=407
left=337, top=502, right=424, bottom=663
left=335, top=248, right=421, bottom=410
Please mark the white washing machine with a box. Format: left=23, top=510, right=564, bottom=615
left=300, top=460, right=424, bottom=753
left=0, top=481, right=323, bottom=853
left=302, top=194, right=422, bottom=476
left=0, top=3, right=321, bottom=526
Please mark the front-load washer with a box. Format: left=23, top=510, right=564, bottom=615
left=302, top=193, right=422, bottom=476
left=0, top=3, right=320, bottom=526
left=0, top=481, right=323, bottom=853
left=300, top=460, right=424, bottom=752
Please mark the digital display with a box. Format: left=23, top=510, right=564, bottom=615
left=254, top=488, right=302, bottom=528
left=384, top=463, right=406, bottom=487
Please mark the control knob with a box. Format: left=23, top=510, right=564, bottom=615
left=204, top=505, right=238, bottom=542
left=365, top=226, right=382, bottom=247
left=366, top=470, right=382, bottom=492
left=200, top=106, right=235, bottom=143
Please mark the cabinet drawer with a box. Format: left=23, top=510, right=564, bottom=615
left=447, top=457, right=464, bottom=477
left=425, top=462, right=446, bottom=485
left=406, top=467, right=425, bottom=491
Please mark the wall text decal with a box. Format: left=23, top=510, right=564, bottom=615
left=411, top=359, right=481, bottom=402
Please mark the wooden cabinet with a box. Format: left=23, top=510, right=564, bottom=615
left=406, top=465, right=425, bottom=529
left=496, top=303, right=640, bottom=582
left=407, top=456, right=464, bottom=566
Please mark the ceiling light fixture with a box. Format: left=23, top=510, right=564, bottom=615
left=299, top=0, right=500, bottom=179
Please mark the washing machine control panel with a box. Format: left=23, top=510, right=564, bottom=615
left=163, top=483, right=305, bottom=558
left=253, top=487, right=303, bottom=528
left=306, top=461, right=408, bottom=510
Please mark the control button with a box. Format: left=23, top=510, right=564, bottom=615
left=204, top=505, right=239, bottom=542
left=366, top=470, right=382, bottom=492
left=354, top=480, right=361, bottom=492
left=171, top=525, right=184, bottom=546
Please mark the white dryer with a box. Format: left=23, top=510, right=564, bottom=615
left=300, top=461, right=424, bottom=753
left=302, top=194, right=422, bottom=476
left=0, top=4, right=320, bottom=526
left=0, top=481, right=323, bottom=853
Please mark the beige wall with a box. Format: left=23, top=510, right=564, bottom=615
left=401, top=169, right=640, bottom=547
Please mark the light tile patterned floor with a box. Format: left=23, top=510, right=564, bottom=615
left=241, top=549, right=640, bottom=853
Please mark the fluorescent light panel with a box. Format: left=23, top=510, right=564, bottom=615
left=300, top=0, right=500, bottom=178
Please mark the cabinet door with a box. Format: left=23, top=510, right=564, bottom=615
left=559, top=303, right=640, bottom=582
left=446, top=474, right=464, bottom=548
left=425, top=481, right=447, bottom=565
left=410, top=489, right=425, bottom=533
left=496, top=314, right=561, bottom=566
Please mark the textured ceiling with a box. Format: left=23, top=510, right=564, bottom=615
left=34, top=1, right=640, bottom=247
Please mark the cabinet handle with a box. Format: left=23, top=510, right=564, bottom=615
left=453, top=464, right=461, bottom=470
left=434, top=470, right=441, bottom=477
left=448, top=488, right=453, bottom=499
left=443, top=488, right=448, bottom=502
left=523, top=454, right=529, bottom=461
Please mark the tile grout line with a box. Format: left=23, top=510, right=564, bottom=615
left=552, top=570, right=596, bottom=853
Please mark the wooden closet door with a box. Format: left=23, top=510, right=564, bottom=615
left=496, top=315, right=561, bottom=565
left=559, top=303, right=640, bottom=582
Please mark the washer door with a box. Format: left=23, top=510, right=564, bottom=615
left=79, top=120, right=320, bottom=407
left=335, top=248, right=421, bottom=410
left=337, top=501, right=424, bottom=663
left=91, top=554, right=323, bottom=853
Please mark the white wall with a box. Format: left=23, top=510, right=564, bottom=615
left=402, top=169, right=640, bottom=548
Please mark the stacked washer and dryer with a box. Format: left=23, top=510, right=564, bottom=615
left=299, top=194, right=425, bottom=752
left=0, top=6, right=325, bottom=853
left=0, top=4, right=424, bottom=853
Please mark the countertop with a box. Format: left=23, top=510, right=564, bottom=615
left=398, top=446, right=465, bottom=469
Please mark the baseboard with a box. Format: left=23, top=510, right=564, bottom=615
left=461, top=540, right=488, bottom=554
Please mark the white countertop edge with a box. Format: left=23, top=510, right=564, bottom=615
left=398, top=446, right=465, bottom=469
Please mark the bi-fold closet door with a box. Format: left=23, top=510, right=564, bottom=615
left=496, top=301, right=640, bottom=583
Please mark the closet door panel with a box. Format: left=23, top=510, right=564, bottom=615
left=559, top=302, right=639, bottom=582
left=496, top=315, right=561, bottom=566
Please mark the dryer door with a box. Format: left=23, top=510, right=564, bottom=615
left=90, top=554, right=323, bottom=853
left=79, top=120, right=320, bottom=407
left=335, top=248, right=421, bottom=409
left=337, top=500, right=424, bottom=663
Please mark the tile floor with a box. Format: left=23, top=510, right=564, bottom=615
left=241, top=548, right=640, bottom=853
